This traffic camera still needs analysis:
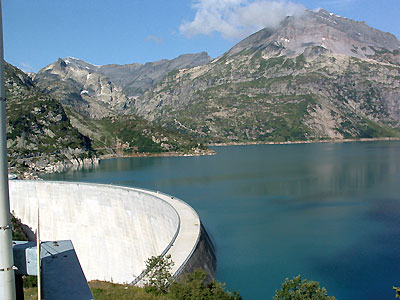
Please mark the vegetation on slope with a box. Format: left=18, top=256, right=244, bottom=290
left=11, top=214, right=27, bottom=241
left=5, top=63, right=93, bottom=176
left=66, top=108, right=209, bottom=157
left=90, top=271, right=241, bottom=300
left=160, top=90, right=316, bottom=143
left=144, top=49, right=400, bottom=143
left=89, top=274, right=341, bottom=300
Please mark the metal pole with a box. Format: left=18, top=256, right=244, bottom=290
left=37, top=206, right=41, bottom=300
left=0, top=0, right=16, bottom=298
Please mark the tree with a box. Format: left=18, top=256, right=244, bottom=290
left=169, top=270, right=242, bottom=300
left=273, top=275, right=336, bottom=300
left=143, top=254, right=174, bottom=295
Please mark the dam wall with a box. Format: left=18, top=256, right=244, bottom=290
left=9, top=181, right=215, bottom=284
left=174, top=223, right=216, bottom=280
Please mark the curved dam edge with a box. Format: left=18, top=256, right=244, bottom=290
left=9, top=180, right=216, bottom=284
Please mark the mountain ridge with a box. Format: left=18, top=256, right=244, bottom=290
left=32, top=8, right=400, bottom=145
left=34, top=52, right=211, bottom=119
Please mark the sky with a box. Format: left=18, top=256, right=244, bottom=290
left=2, top=0, right=400, bottom=73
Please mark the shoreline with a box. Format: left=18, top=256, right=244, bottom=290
left=208, top=137, right=400, bottom=147
left=18, top=137, right=400, bottom=179
left=97, top=149, right=216, bottom=160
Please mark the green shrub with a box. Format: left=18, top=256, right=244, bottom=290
left=143, top=255, right=174, bottom=295
left=273, top=275, right=336, bottom=300
left=169, top=270, right=242, bottom=300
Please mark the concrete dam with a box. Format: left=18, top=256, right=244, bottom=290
left=9, top=180, right=216, bottom=284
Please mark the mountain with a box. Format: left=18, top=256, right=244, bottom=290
left=65, top=108, right=210, bottom=158
left=34, top=58, right=133, bottom=119
left=32, top=53, right=212, bottom=157
left=4, top=63, right=94, bottom=176
left=6, top=62, right=211, bottom=176
left=227, top=9, right=400, bottom=63
left=133, top=9, right=400, bottom=143
left=97, top=52, right=211, bottom=96
left=32, top=9, right=400, bottom=144
left=34, top=52, right=211, bottom=119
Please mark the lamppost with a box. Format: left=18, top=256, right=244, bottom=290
left=0, top=0, right=17, bottom=298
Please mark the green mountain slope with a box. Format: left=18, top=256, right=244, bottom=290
left=5, top=63, right=94, bottom=176
left=144, top=51, right=400, bottom=143
left=66, top=108, right=209, bottom=157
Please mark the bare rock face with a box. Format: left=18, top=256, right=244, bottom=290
left=97, top=52, right=211, bottom=97
left=34, top=58, right=133, bottom=119
left=34, top=53, right=211, bottom=119
left=227, top=9, right=400, bottom=62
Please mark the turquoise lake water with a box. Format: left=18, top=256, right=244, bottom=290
left=42, top=141, right=400, bottom=300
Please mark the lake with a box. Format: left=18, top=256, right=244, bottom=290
left=42, top=141, right=400, bottom=300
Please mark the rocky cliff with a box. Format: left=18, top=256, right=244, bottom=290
left=34, top=57, right=133, bottom=119
left=97, top=52, right=211, bottom=97
left=227, top=9, right=400, bottom=63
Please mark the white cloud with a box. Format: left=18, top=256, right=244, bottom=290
left=179, top=0, right=305, bottom=40
left=145, top=35, right=163, bottom=44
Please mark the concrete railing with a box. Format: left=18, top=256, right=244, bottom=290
left=138, top=189, right=203, bottom=278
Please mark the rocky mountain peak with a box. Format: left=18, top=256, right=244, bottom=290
left=63, top=57, right=98, bottom=72
left=96, top=52, right=211, bottom=96
left=35, top=57, right=131, bottom=119
left=226, top=8, right=400, bottom=62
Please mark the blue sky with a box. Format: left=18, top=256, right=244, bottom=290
left=3, top=0, right=400, bottom=73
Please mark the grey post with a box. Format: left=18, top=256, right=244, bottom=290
left=0, top=0, right=17, bottom=299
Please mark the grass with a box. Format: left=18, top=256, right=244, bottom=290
left=89, top=281, right=163, bottom=300
left=358, top=118, right=400, bottom=138
left=24, top=279, right=239, bottom=300
left=23, top=287, right=38, bottom=300
left=23, top=281, right=161, bottom=300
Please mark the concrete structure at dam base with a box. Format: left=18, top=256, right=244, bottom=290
left=9, top=180, right=216, bottom=284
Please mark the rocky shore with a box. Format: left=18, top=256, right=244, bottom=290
left=14, top=148, right=216, bottom=179
left=14, top=157, right=100, bottom=180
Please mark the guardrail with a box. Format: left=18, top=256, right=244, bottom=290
left=126, top=186, right=202, bottom=281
